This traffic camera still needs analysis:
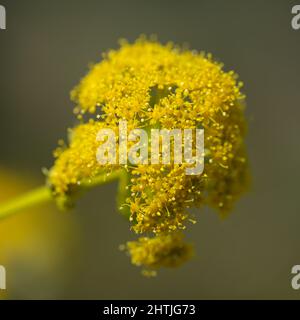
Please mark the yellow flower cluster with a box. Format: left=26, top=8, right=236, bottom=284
left=123, top=232, right=193, bottom=277
left=50, top=121, right=108, bottom=195
left=49, top=37, right=249, bottom=274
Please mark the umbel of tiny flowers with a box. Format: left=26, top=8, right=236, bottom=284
left=0, top=37, right=250, bottom=276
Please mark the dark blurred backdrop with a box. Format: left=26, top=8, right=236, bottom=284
left=0, top=0, right=300, bottom=299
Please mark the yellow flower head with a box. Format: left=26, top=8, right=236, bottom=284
left=48, top=37, right=250, bottom=274
left=123, top=232, right=193, bottom=276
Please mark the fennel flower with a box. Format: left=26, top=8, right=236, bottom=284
left=0, top=37, right=250, bottom=276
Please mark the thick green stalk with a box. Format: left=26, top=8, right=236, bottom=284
left=0, top=169, right=124, bottom=220
left=0, top=186, right=52, bottom=220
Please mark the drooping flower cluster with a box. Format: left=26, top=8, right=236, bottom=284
left=49, top=37, right=249, bottom=275
left=122, top=232, right=193, bottom=277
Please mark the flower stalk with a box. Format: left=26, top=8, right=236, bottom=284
left=0, top=186, right=52, bottom=220
left=0, top=169, right=124, bottom=220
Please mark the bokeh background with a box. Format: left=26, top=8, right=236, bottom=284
left=0, top=0, right=299, bottom=299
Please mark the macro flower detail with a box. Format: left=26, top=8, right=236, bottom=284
left=0, top=37, right=250, bottom=276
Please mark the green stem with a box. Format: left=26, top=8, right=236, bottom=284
left=0, top=169, right=124, bottom=221
left=0, top=186, right=52, bottom=220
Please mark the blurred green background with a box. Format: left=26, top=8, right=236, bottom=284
left=0, top=0, right=299, bottom=299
